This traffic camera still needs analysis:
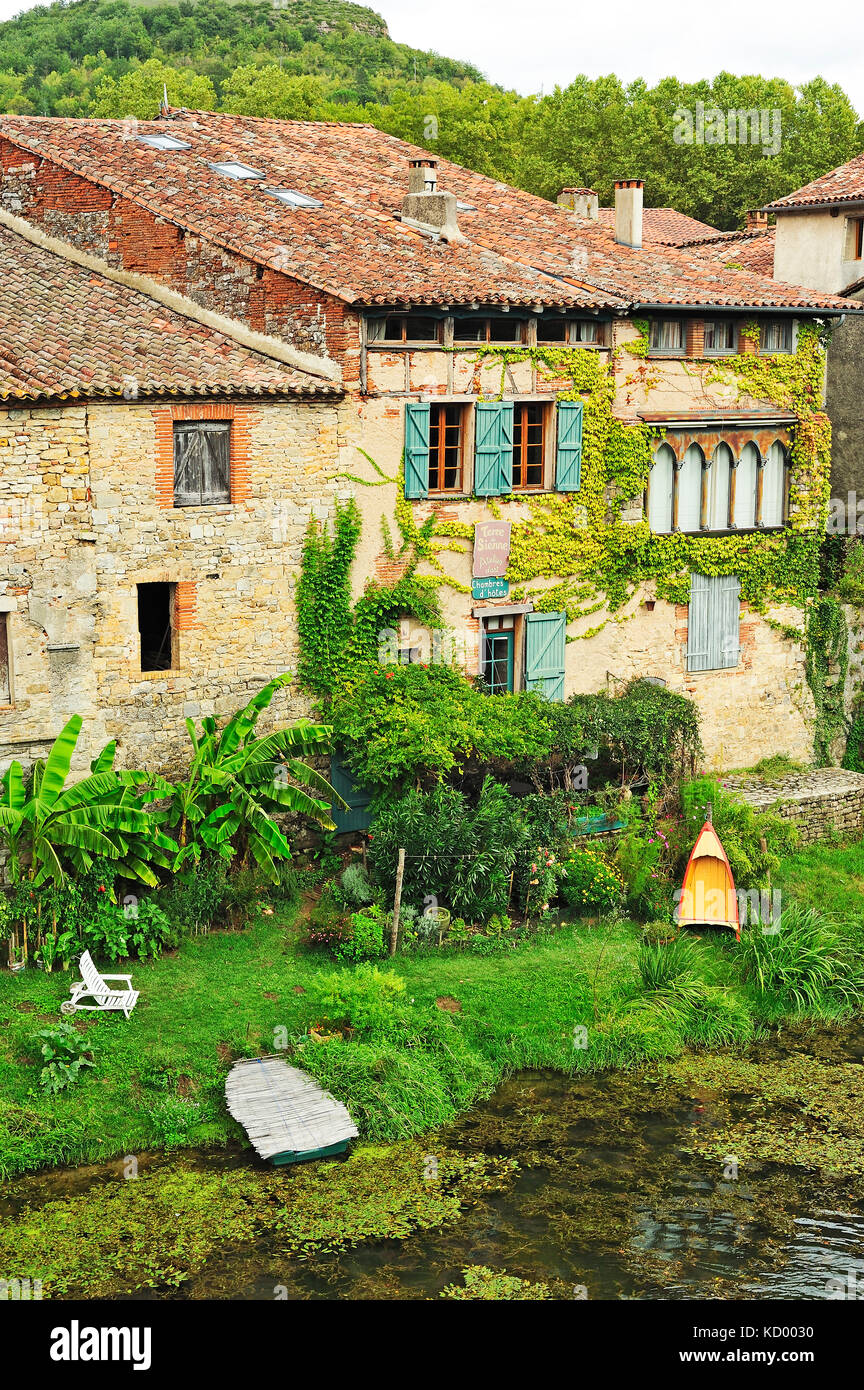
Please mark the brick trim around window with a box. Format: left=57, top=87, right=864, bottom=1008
left=174, top=580, right=200, bottom=630
left=154, top=403, right=252, bottom=508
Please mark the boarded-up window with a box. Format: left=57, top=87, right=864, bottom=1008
left=0, top=613, right=9, bottom=704
left=708, top=443, right=733, bottom=530
left=687, top=573, right=740, bottom=672
left=760, top=442, right=787, bottom=528
left=648, top=443, right=675, bottom=533
left=733, top=442, right=759, bottom=529
left=173, top=421, right=231, bottom=507
left=676, top=444, right=703, bottom=532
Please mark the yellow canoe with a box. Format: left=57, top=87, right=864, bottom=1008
left=677, top=820, right=739, bottom=938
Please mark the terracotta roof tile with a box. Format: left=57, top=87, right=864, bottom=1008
left=765, top=155, right=864, bottom=211
left=683, top=228, right=777, bottom=278
left=597, top=207, right=720, bottom=244
left=0, top=222, right=337, bottom=401
left=0, top=112, right=853, bottom=316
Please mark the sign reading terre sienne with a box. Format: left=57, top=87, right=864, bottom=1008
left=472, top=521, right=511, bottom=579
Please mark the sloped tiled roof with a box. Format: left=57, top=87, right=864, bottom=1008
left=0, top=112, right=854, bottom=317
left=597, top=206, right=720, bottom=245
left=765, top=155, right=864, bottom=211
left=0, top=222, right=338, bottom=401
left=684, top=228, right=777, bottom=278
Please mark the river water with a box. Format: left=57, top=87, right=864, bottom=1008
left=7, top=1025, right=864, bottom=1300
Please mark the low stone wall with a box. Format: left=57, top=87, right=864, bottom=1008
left=726, top=768, right=864, bottom=844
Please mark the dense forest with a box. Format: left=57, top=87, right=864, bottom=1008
left=0, top=0, right=861, bottom=227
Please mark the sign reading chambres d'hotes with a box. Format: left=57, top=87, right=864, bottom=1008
left=473, top=521, right=511, bottom=579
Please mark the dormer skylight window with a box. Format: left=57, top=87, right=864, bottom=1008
left=265, top=187, right=323, bottom=209
left=136, top=134, right=191, bottom=151
left=456, top=201, right=476, bottom=212
left=209, top=161, right=263, bottom=180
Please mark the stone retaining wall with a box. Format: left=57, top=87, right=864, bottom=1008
left=725, top=768, right=864, bottom=844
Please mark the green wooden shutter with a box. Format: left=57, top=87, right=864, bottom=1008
left=404, top=402, right=430, bottom=499
left=329, top=755, right=373, bottom=834
left=525, top=610, right=567, bottom=699
left=687, top=573, right=740, bottom=672
left=555, top=401, right=583, bottom=491
left=474, top=401, right=514, bottom=497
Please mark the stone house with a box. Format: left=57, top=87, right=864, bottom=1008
left=0, top=216, right=346, bottom=773
left=0, top=110, right=856, bottom=772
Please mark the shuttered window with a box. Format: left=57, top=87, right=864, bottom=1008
left=404, top=401, right=431, bottom=499
left=173, top=422, right=231, bottom=507
left=474, top=401, right=514, bottom=497
left=687, top=573, right=740, bottom=672
left=555, top=400, right=583, bottom=491
left=524, top=610, right=567, bottom=699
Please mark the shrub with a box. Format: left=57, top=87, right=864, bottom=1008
left=558, top=846, right=623, bottom=914
left=339, top=861, right=375, bottom=906
left=31, top=1025, right=95, bottom=1094
left=158, top=861, right=229, bottom=935
left=679, top=777, right=798, bottom=884
left=368, top=777, right=525, bottom=924
left=333, top=905, right=386, bottom=963
left=127, top=899, right=177, bottom=959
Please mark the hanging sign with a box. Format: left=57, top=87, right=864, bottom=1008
left=473, top=520, right=511, bottom=578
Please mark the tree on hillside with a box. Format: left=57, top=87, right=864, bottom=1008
left=91, top=56, right=217, bottom=117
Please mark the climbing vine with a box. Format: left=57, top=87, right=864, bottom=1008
left=805, top=596, right=849, bottom=765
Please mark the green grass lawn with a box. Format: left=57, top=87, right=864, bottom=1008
left=1, top=838, right=862, bottom=1180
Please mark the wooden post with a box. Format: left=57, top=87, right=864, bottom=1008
left=389, top=847, right=405, bottom=957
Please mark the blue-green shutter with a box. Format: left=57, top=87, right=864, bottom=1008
left=474, top=401, right=514, bottom=496
left=525, top=610, right=567, bottom=700
left=555, top=400, right=583, bottom=491
left=329, top=755, right=373, bottom=834
left=687, top=573, right=740, bottom=672
left=404, top=402, right=430, bottom=499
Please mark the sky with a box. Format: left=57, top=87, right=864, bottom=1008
left=376, top=0, right=864, bottom=116
left=0, top=0, right=860, bottom=116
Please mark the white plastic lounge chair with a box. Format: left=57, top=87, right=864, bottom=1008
left=60, top=949, right=139, bottom=1020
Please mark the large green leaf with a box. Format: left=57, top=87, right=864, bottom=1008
left=38, top=715, right=83, bottom=808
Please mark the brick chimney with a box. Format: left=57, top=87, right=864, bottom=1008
left=746, top=209, right=769, bottom=233
left=614, top=180, right=643, bottom=248
left=557, top=186, right=599, bottom=221
left=402, top=158, right=465, bottom=244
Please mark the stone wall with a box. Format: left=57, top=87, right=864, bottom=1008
left=727, top=768, right=864, bottom=843
left=0, top=395, right=352, bottom=776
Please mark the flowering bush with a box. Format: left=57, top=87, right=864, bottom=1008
left=559, top=846, right=623, bottom=915
left=523, top=847, right=559, bottom=920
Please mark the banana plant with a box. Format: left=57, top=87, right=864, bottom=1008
left=168, top=673, right=343, bottom=881
left=0, top=715, right=173, bottom=889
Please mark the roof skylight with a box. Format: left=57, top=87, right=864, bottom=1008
left=456, top=200, right=477, bottom=212
left=137, top=134, right=191, bottom=151
left=210, top=161, right=264, bottom=180
left=264, top=187, right=323, bottom=209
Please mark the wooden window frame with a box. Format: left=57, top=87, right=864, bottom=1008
left=648, top=319, right=685, bottom=355
left=428, top=402, right=467, bottom=495
left=703, top=320, right=739, bottom=356
left=173, top=420, right=232, bottom=508
left=536, top=318, right=607, bottom=348
left=370, top=314, right=444, bottom=346
left=511, top=400, right=550, bottom=492
left=759, top=320, right=794, bottom=355
left=453, top=315, right=526, bottom=346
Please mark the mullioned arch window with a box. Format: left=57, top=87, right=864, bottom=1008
left=646, top=435, right=790, bottom=534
